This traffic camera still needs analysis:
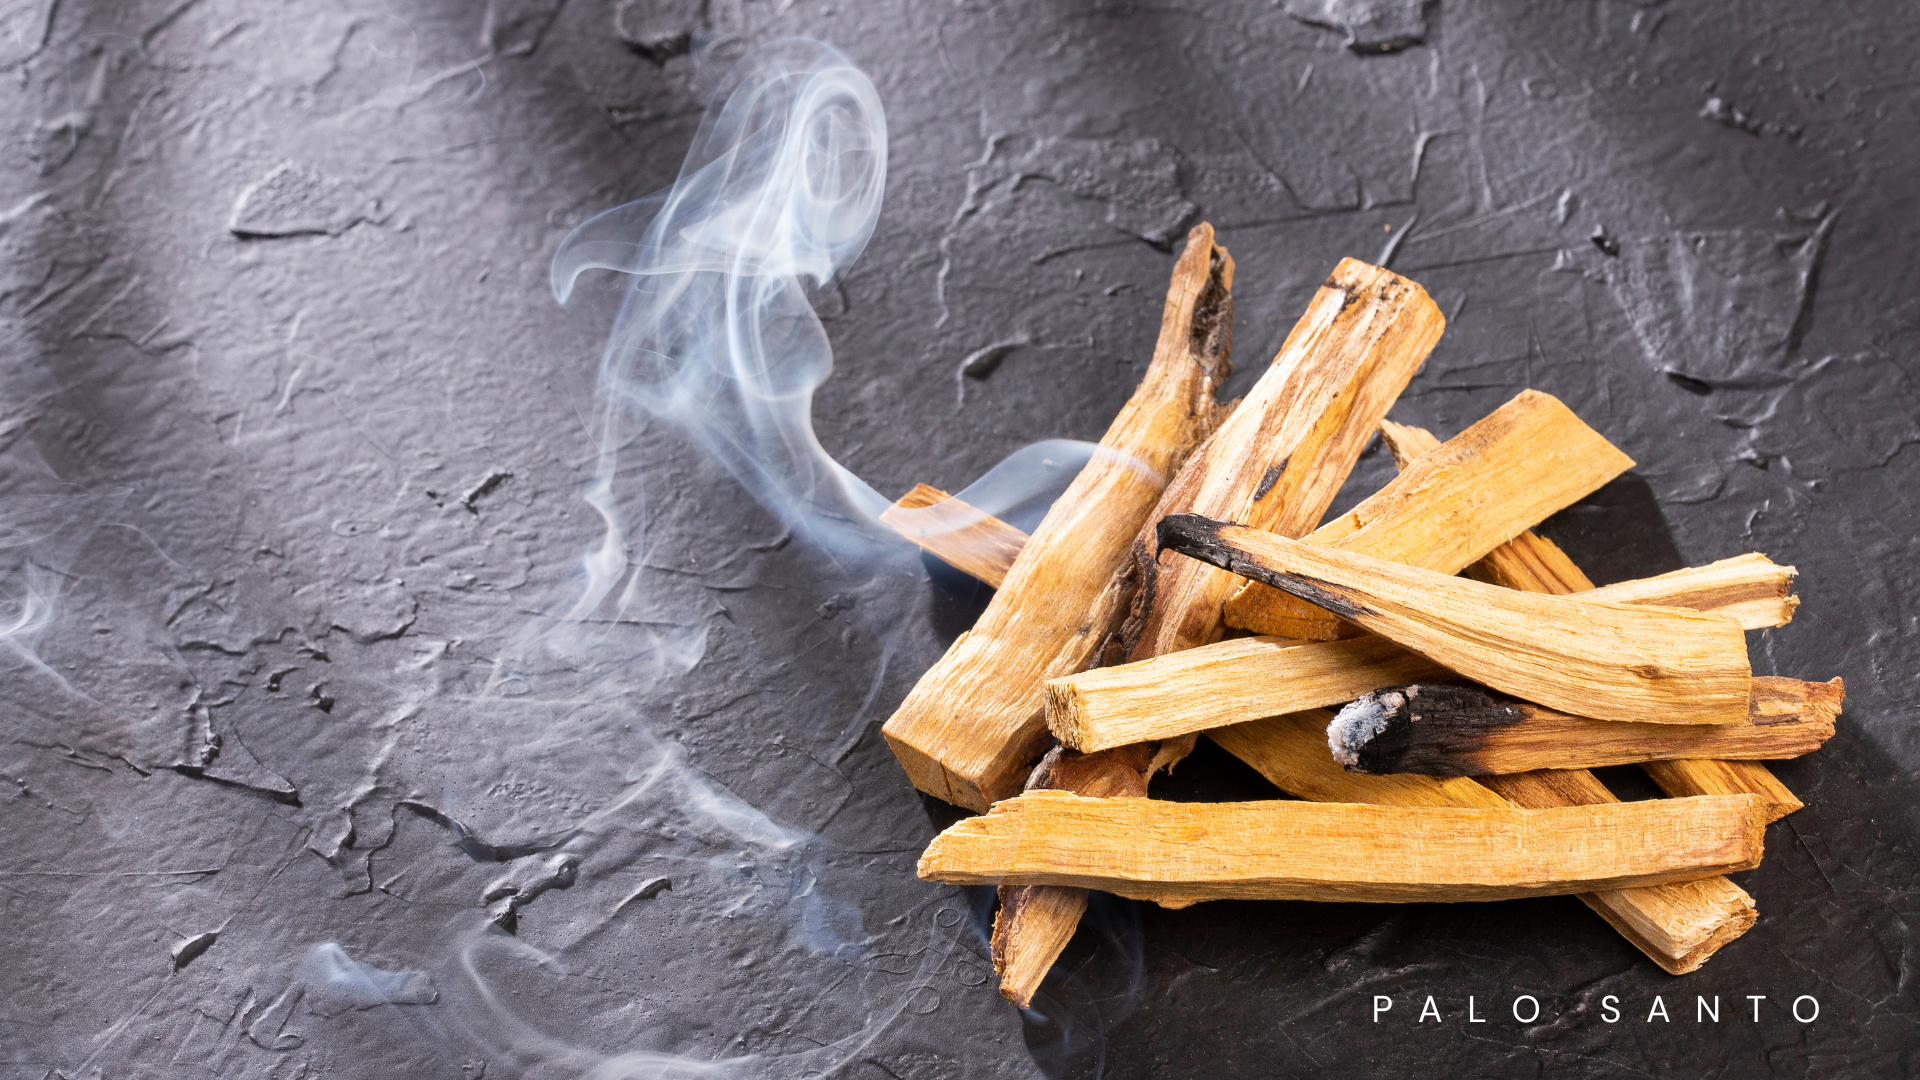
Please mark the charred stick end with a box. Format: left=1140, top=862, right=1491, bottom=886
left=1327, top=683, right=1529, bottom=777
left=1153, top=514, right=1371, bottom=621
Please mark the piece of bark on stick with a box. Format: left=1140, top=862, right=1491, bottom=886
left=1207, top=711, right=1760, bottom=974
left=881, top=223, right=1236, bottom=812
left=1329, top=677, right=1844, bottom=777
left=1221, top=389, right=1634, bottom=640
left=1156, top=515, right=1755, bottom=726
left=992, top=258, right=1445, bottom=1004
left=918, top=790, right=1768, bottom=905
left=881, top=483, right=1028, bottom=589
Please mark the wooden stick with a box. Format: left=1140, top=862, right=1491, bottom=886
left=1201, top=422, right=1771, bottom=972
left=1117, top=257, right=1445, bottom=665
left=1221, top=390, right=1634, bottom=640
left=989, top=742, right=1153, bottom=1007
left=1642, top=759, right=1805, bottom=822
left=1156, top=516, right=1754, bottom=726
left=1385, top=416, right=1811, bottom=821
left=899, top=489, right=1778, bottom=972
left=1330, top=677, right=1844, bottom=776
left=896, top=488, right=1798, bottom=752
left=1385, top=419, right=1783, bottom=954
left=881, top=224, right=1236, bottom=812
left=1047, top=635, right=1448, bottom=753
left=1206, top=711, right=1759, bottom=973
left=881, top=483, right=1028, bottom=589
left=987, top=258, right=1445, bottom=1004
left=1583, top=556, right=1799, bottom=637
left=918, top=790, right=1768, bottom=905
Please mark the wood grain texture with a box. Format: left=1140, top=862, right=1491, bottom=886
left=1046, top=635, right=1448, bottom=753
left=1117, top=257, right=1445, bottom=665
left=881, top=224, right=1236, bottom=812
left=917, top=790, right=1768, bottom=905
left=1222, top=390, right=1634, bottom=639
left=1643, top=758, right=1805, bottom=823
left=1332, top=677, right=1843, bottom=776
left=1157, top=516, right=1754, bottom=726
left=880, top=483, right=1027, bottom=589
left=983, top=258, right=1445, bottom=1003
left=1205, top=711, right=1760, bottom=974
left=1582, top=554, right=1800, bottom=637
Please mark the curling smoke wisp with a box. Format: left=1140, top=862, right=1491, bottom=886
left=548, top=38, right=1097, bottom=643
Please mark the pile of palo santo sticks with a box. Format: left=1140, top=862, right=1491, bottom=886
left=876, top=224, right=1842, bottom=1006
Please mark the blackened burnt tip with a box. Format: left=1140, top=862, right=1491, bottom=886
left=1154, top=514, right=1231, bottom=566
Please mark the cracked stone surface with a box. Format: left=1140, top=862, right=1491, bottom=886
left=1, top=1, right=1917, bottom=1077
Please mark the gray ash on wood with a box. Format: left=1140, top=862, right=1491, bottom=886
left=1329, top=683, right=1529, bottom=776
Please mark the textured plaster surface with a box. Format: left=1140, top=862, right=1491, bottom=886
left=1, top=1, right=1917, bottom=1077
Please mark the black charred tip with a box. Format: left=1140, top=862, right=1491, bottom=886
left=1337, top=683, right=1528, bottom=777
left=1154, top=513, right=1232, bottom=564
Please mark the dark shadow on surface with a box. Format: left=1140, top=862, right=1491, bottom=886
left=1533, top=472, right=1687, bottom=586
left=922, top=551, right=997, bottom=645
left=1149, top=735, right=1292, bottom=804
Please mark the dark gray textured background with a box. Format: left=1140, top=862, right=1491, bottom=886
left=3, top=1, right=1917, bottom=1077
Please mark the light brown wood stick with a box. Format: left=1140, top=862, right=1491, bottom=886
left=1641, top=759, right=1804, bottom=822
left=918, top=790, right=1768, bottom=905
left=881, top=224, right=1236, bottom=812
left=1206, top=711, right=1759, bottom=973
left=1330, top=677, right=1844, bottom=776
left=1117, top=257, right=1445, bottom=666
left=880, top=483, right=1028, bottom=589
left=1047, top=635, right=1449, bottom=753
left=1376, top=418, right=1595, bottom=595
left=989, top=742, right=1153, bottom=1007
left=987, top=258, right=1444, bottom=1004
left=893, top=489, right=1797, bottom=753
left=1384, top=419, right=1774, bottom=962
left=873, top=487, right=1795, bottom=636
left=1221, top=390, right=1635, bottom=640
left=891, top=482, right=1780, bottom=975
left=1383, top=417, right=1809, bottom=821
left=1156, top=516, right=1754, bottom=726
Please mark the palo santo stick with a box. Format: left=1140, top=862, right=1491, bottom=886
left=1155, top=516, right=1754, bottom=726
left=872, top=486, right=1797, bottom=635
left=881, top=483, right=1028, bottom=589
left=987, top=259, right=1444, bottom=1004
left=1119, top=257, right=1445, bottom=664
left=1379, top=417, right=1601, bottom=594
left=1206, top=711, right=1759, bottom=974
left=1642, top=759, right=1805, bottom=823
left=1047, top=635, right=1448, bottom=754
left=1221, top=390, right=1634, bottom=640
left=917, top=790, right=1768, bottom=906
left=1391, top=412, right=1808, bottom=822
left=1583, top=556, right=1800, bottom=636
left=1329, top=677, right=1844, bottom=777
left=881, top=224, right=1236, bottom=812
left=990, top=742, right=1153, bottom=1007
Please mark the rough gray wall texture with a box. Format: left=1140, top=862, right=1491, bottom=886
left=2, top=1, right=1916, bottom=1077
